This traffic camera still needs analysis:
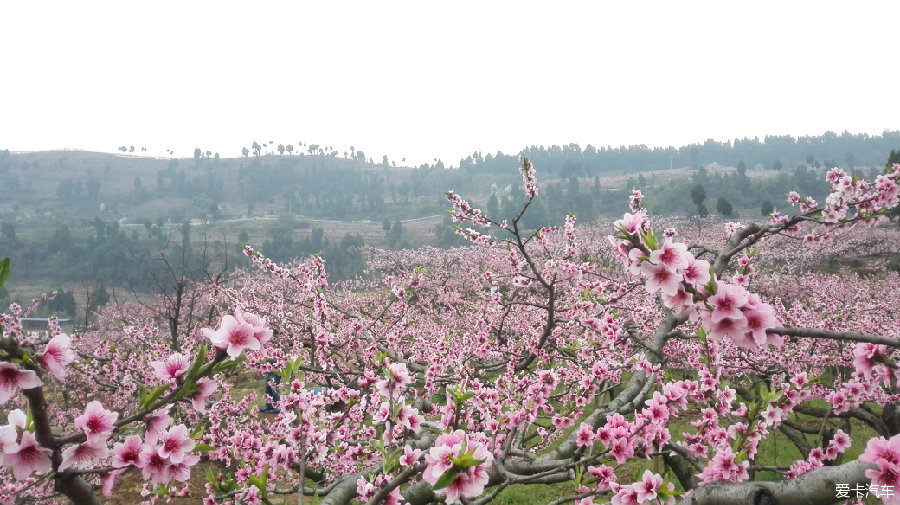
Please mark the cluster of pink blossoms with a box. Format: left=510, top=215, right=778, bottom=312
left=423, top=430, right=494, bottom=504
left=698, top=284, right=782, bottom=349
left=0, top=333, right=77, bottom=481
left=148, top=353, right=219, bottom=411
left=1, top=409, right=50, bottom=480
left=611, top=201, right=782, bottom=349
left=375, top=362, right=414, bottom=399
left=518, top=155, right=538, bottom=197
left=563, top=213, right=578, bottom=259
left=850, top=343, right=899, bottom=387
left=861, top=434, right=900, bottom=505
left=0, top=309, right=268, bottom=498
left=201, top=307, right=272, bottom=357
left=244, top=245, right=329, bottom=291
left=0, top=333, right=74, bottom=405
left=697, top=445, right=749, bottom=484
left=103, top=413, right=199, bottom=494
left=446, top=191, right=491, bottom=228
left=356, top=474, right=404, bottom=505
left=785, top=164, right=900, bottom=239
left=786, top=429, right=852, bottom=478
left=610, top=470, right=674, bottom=505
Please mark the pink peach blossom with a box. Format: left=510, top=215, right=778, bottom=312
left=191, top=378, right=218, bottom=413
left=59, top=441, right=110, bottom=471
left=74, top=401, right=118, bottom=444
left=649, top=238, right=689, bottom=271
left=5, top=432, right=52, bottom=480
left=0, top=363, right=42, bottom=405
left=150, top=352, right=190, bottom=381
left=38, top=333, right=75, bottom=381
left=641, top=262, right=681, bottom=297
left=156, top=424, right=196, bottom=464
left=235, top=306, right=273, bottom=348
left=707, top=284, right=749, bottom=323
left=113, top=435, right=145, bottom=467
left=201, top=314, right=260, bottom=357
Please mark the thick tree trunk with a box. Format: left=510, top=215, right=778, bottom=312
left=23, top=388, right=103, bottom=505
left=676, top=460, right=872, bottom=505
left=882, top=403, right=900, bottom=436
left=56, top=473, right=103, bottom=505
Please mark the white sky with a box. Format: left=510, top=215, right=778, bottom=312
left=1, top=1, right=898, bottom=166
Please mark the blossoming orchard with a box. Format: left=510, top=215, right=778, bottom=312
left=1, top=160, right=900, bottom=505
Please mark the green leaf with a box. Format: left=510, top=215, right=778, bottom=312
left=173, top=380, right=198, bottom=402
left=256, top=465, right=270, bottom=499
left=383, top=448, right=401, bottom=474
left=140, top=384, right=169, bottom=411
left=212, top=355, right=246, bottom=373
left=641, top=230, right=658, bottom=250
left=16, top=349, right=35, bottom=367
left=195, top=443, right=215, bottom=452
left=190, top=420, right=208, bottom=439
left=432, top=468, right=460, bottom=491
left=0, top=257, right=9, bottom=289
left=185, top=341, right=209, bottom=380
left=205, top=469, right=235, bottom=492
left=451, top=448, right=485, bottom=468
left=703, top=270, right=718, bottom=296
left=281, top=360, right=294, bottom=381
left=452, top=388, right=475, bottom=403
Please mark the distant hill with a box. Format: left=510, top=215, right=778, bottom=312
left=1, top=131, right=897, bottom=313
left=1, top=130, right=897, bottom=225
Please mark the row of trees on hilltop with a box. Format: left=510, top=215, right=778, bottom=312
left=641, top=163, right=847, bottom=217
left=4, top=131, right=895, bottom=227
left=458, top=131, right=899, bottom=177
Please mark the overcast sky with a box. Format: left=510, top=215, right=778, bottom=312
left=2, top=1, right=898, bottom=166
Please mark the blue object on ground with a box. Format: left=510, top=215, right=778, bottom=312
left=264, top=372, right=281, bottom=410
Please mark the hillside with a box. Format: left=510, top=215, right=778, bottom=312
left=1, top=132, right=898, bottom=316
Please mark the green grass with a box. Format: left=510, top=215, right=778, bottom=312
left=494, top=482, right=580, bottom=505
left=485, top=402, right=884, bottom=505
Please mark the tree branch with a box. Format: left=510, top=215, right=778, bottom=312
left=769, top=327, right=898, bottom=348
left=675, top=459, right=872, bottom=505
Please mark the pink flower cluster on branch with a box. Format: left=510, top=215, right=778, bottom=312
left=518, top=155, right=538, bottom=197
left=611, top=205, right=782, bottom=349
left=861, top=434, right=900, bottom=505
left=423, top=430, right=494, bottom=504
left=785, top=163, right=900, bottom=240
left=0, top=308, right=269, bottom=502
